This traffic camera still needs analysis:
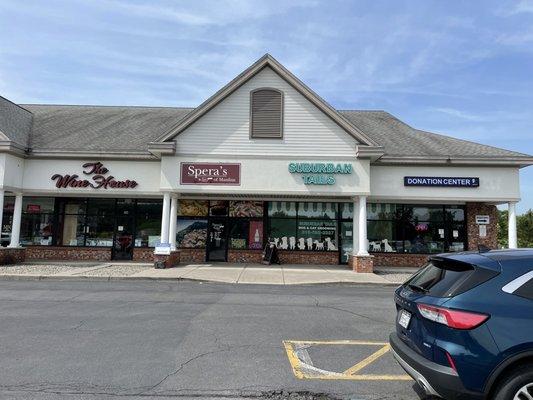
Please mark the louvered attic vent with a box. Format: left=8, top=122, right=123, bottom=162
left=250, top=88, right=283, bottom=138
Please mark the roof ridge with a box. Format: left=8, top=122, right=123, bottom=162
left=0, top=95, right=33, bottom=114
left=21, top=103, right=195, bottom=110
left=337, top=109, right=387, bottom=113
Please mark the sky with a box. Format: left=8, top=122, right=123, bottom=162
left=0, top=0, right=532, bottom=213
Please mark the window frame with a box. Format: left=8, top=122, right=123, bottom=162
left=249, top=87, right=284, bottom=139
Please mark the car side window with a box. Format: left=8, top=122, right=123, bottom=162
left=515, top=277, right=533, bottom=300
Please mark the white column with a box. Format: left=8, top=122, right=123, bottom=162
left=357, top=195, right=369, bottom=256
left=508, top=202, right=518, bottom=249
left=0, top=190, right=4, bottom=240
left=352, top=198, right=359, bottom=255
left=169, top=195, right=178, bottom=250
left=9, top=193, right=22, bottom=248
left=160, top=192, right=171, bottom=244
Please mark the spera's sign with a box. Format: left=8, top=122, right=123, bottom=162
left=289, top=162, right=352, bottom=185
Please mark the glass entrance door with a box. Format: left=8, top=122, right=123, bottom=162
left=207, top=218, right=227, bottom=261
left=113, top=215, right=134, bottom=260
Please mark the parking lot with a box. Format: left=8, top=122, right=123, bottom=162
left=0, top=280, right=420, bottom=399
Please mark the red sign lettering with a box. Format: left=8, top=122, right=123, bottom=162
left=51, top=162, right=138, bottom=190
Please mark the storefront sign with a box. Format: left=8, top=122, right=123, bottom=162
left=154, top=242, right=171, bottom=255
left=404, top=176, right=479, bottom=188
left=51, top=162, right=138, bottom=189
left=475, top=215, right=490, bottom=225
left=180, top=163, right=241, bottom=185
left=288, top=162, right=352, bottom=185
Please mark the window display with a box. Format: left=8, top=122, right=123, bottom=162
left=268, top=202, right=297, bottom=217
left=229, top=201, right=263, bottom=217
left=298, top=202, right=336, bottom=219
left=209, top=200, right=228, bottom=216
left=178, top=200, right=208, bottom=216
left=268, top=218, right=297, bottom=249
left=297, top=220, right=337, bottom=251
left=177, top=219, right=208, bottom=248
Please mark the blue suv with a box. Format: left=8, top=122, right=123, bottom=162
left=389, top=249, right=533, bottom=400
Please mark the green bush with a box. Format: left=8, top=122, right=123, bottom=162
left=498, top=209, right=533, bottom=248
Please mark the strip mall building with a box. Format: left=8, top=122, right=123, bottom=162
left=0, top=55, right=531, bottom=271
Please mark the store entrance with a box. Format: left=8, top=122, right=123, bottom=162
left=207, top=218, right=227, bottom=262
left=113, top=215, right=134, bottom=260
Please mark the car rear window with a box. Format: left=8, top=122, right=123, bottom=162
left=407, top=260, right=474, bottom=297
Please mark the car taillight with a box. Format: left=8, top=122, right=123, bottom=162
left=417, top=303, right=489, bottom=330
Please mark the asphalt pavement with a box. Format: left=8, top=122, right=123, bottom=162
left=0, top=280, right=423, bottom=400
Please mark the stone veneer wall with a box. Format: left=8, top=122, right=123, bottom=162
left=0, top=248, right=26, bottom=265
left=227, top=249, right=263, bottom=263
left=277, top=250, right=338, bottom=265
left=25, top=246, right=112, bottom=261
left=466, top=202, right=499, bottom=250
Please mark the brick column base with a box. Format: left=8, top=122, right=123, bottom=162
left=0, top=247, right=26, bottom=265
left=153, top=250, right=180, bottom=268
left=347, top=254, right=374, bottom=273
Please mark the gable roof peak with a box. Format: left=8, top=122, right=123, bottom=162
left=154, top=54, right=381, bottom=149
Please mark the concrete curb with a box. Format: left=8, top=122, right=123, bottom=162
left=0, top=274, right=402, bottom=286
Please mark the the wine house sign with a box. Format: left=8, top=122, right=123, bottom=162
left=51, top=162, right=138, bottom=189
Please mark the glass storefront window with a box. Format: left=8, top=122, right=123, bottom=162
left=20, top=213, right=54, bottom=245
left=136, top=199, right=162, bottom=247
left=368, top=203, right=399, bottom=220
left=229, top=220, right=248, bottom=249
left=340, top=203, right=354, bottom=219
left=178, top=200, right=208, bottom=216
left=87, top=198, right=115, bottom=216
left=229, top=201, right=264, bottom=217
left=298, top=202, right=336, bottom=219
left=85, top=216, right=114, bottom=246
left=268, top=218, right=297, bottom=249
left=59, top=213, right=85, bottom=246
left=177, top=219, right=208, bottom=248
left=446, top=206, right=465, bottom=222
left=209, top=201, right=228, bottom=216
left=297, top=219, right=337, bottom=251
left=404, top=205, right=444, bottom=222
left=22, top=197, right=55, bottom=214
left=404, top=221, right=445, bottom=254
left=268, top=202, right=297, bottom=217
left=367, top=220, right=402, bottom=253
left=340, top=222, right=353, bottom=263
left=60, top=199, right=87, bottom=215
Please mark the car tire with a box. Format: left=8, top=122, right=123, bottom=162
left=492, top=363, right=533, bottom=400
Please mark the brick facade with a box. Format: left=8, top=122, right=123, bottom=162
left=132, top=247, right=155, bottom=262
left=278, top=250, right=339, bottom=265
left=372, top=253, right=429, bottom=268
left=180, top=248, right=206, bottom=263
left=26, top=246, right=112, bottom=261
left=227, top=249, right=263, bottom=263
left=153, top=250, right=180, bottom=268
left=466, top=202, right=499, bottom=250
left=348, top=254, right=374, bottom=273
left=0, top=248, right=26, bottom=265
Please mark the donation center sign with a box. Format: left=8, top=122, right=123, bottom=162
left=180, top=163, right=241, bottom=185
left=288, top=162, right=352, bottom=185
left=404, top=176, right=480, bottom=188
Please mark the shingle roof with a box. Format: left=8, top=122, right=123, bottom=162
left=12, top=104, right=532, bottom=162
left=21, top=104, right=193, bottom=153
left=339, top=110, right=531, bottom=159
left=0, top=96, right=33, bottom=147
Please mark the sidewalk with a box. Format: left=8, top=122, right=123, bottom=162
left=0, top=262, right=414, bottom=285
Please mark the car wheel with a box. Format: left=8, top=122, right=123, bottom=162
left=493, top=363, right=533, bottom=400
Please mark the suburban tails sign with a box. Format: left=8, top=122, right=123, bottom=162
left=180, top=163, right=241, bottom=185
left=51, top=162, right=138, bottom=189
